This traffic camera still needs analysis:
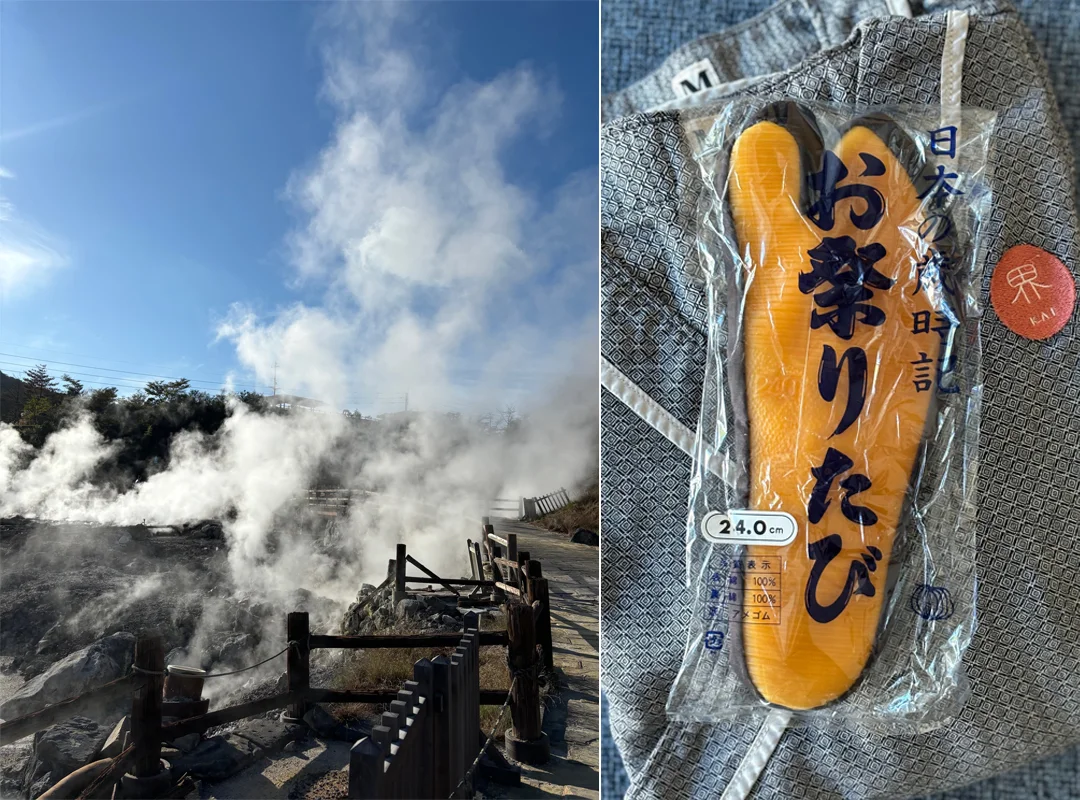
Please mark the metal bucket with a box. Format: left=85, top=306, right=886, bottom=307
left=163, top=665, right=206, bottom=701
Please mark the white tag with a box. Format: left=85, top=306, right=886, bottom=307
left=670, top=58, right=721, bottom=98
left=701, top=510, right=798, bottom=545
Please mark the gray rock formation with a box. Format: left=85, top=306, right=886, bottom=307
left=22, top=716, right=108, bottom=797
left=0, top=633, right=135, bottom=722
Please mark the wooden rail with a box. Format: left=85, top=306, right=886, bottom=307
left=404, top=575, right=494, bottom=587
left=406, top=554, right=460, bottom=597
left=10, top=522, right=553, bottom=799
left=309, top=631, right=508, bottom=649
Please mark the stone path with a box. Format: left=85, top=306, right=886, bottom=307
left=202, top=739, right=352, bottom=799
left=491, top=520, right=599, bottom=800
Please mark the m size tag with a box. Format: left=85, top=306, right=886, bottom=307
left=701, top=510, right=798, bottom=545
left=670, top=58, right=720, bottom=98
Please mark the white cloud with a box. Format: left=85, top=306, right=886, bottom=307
left=219, top=2, right=596, bottom=414
left=0, top=100, right=118, bottom=144
left=0, top=171, right=69, bottom=297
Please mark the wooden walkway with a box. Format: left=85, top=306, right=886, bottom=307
left=492, top=520, right=599, bottom=799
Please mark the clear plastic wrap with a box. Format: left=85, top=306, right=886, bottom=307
left=669, top=100, right=994, bottom=731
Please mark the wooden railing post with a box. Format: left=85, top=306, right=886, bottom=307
left=122, top=634, right=173, bottom=797
left=517, top=551, right=530, bottom=593
left=506, top=534, right=518, bottom=572
left=131, top=634, right=164, bottom=777
left=472, top=541, right=484, bottom=575
left=505, top=602, right=549, bottom=765
left=467, top=538, right=479, bottom=580
left=506, top=534, right=518, bottom=589
left=285, top=612, right=310, bottom=723
left=528, top=562, right=554, bottom=671
left=484, top=523, right=505, bottom=601
left=395, top=543, right=407, bottom=602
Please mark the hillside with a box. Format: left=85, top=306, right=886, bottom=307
left=0, top=371, right=32, bottom=425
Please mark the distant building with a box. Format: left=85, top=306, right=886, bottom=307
left=265, top=393, right=329, bottom=412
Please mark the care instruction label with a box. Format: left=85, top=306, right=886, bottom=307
left=700, top=510, right=798, bottom=545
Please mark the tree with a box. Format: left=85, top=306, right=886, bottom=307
left=24, top=364, right=56, bottom=397
left=499, top=405, right=520, bottom=433
left=88, top=386, right=118, bottom=413
left=235, top=390, right=267, bottom=412
left=144, top=378, right=191, bottom=404
left=61, top=374, right=84, bottom=395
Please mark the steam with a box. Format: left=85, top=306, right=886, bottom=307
left=0, top=1, right=596, bottom=683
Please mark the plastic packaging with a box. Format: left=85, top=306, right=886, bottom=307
left=668, top=100, right=994, bottom=731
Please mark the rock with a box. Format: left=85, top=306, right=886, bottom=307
left=1, top=633, right=135, bottom=721
left=173, top=733, right=201, bottom=753
left=215, top=633, right=256, bottom=666
left=425, top=598, right=449, bottom=614
left=99, top=716, right=129, bottom=759
left=0, top=738, right=33, bottom=800
left=230, top=717, right=293, bottom=753
left=302, top=705, right=351, bottom=740
left=27, top=771, right=53, bottom=799
left=395, top=599, right=424, bottom=619
left=358, top=583, right=377, bottom=599
left=162, top=718, right=200, bottom=755
left=188, top=520, right=224, bottom=540
left=35, top=623, right=68, bottom=656
left=283, top=740, right=299, bottom=753
left=570, top=528, right=599, bottom=546
left=440, top=615, right=459, bottom=628
left=31, top=717, right=108, bottom=789
left=169, top=734, right=260, bottom=781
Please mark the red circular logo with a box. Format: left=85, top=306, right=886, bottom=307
left=990, top=244, right=1076, bottom=340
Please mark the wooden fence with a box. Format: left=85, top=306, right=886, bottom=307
left=532, top=488, right=571, bottom=517
left=306, top=488, right=570, bottom=523
left=349, top=623, right=479, bottom=798
left=306, top=488, right=354, bottom=516
left=0, top=521, right=554, bottom=800
left=487, top=497, right=521, bottom=518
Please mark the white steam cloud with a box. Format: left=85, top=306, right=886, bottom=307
left=1, top=0, right=596, bottom=633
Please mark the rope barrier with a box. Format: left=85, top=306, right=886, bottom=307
left=131, top=664, right=165, bottom=676
left=140, top=640, right=298, bottom=681
left=505, top=645, right=545, bottom=683
left=448, top=676, right=518, bottom=800
left=199, top=641, right=298, bottom=679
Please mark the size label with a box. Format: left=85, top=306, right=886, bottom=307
left=701, top=510, right=798, bottom=545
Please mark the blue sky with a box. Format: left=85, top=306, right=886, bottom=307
left=0, top=1, right=598, bottom=414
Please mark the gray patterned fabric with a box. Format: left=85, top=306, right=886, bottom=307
left=602, top=0, right=1080, bottom=187
left=602, top=0, right=894, bottom=121
left=601, top=3, right=1080, bottom=799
